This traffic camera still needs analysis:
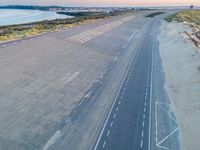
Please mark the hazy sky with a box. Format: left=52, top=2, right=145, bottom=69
left=0, top=0, right=200, bottom=7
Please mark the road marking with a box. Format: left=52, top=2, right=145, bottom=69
left=113, top=113, right=116, bottom=119
left=118, top=101, right=121, bottom=105
left=143, top=121, right=145, bottom=127
left=141, top=130, right=144, bottom=137
left=123, top=87, right=126, bottom=91
left=103, top=140, right=107, bottom=148
left=120, top=96, right=123, bottom=99
left=67, top=17, right=133, bottom=44
left=110, top=121, right=114, bottom=127
left=143, top=114, right=145, bottom=119
left=94, top=29, right=143, bottom=150
left=145, top=101, right=147, bottom=106
left=140, top=140, right=143, bottom=148
left=148, top=22, right=155, bottom=150
left=145, top=95, right=147, bottom=100
left=42, top=130, right=62, bottom=150
left=144, top=107, right=146, bottom=113
left=107, top=130, right=110, bottom=137
left=116, top=107, right=119, bottom=112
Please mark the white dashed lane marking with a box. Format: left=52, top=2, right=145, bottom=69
left=110, top=121, right=114, bottom=127
left=103, top=140, right=107, bottom=148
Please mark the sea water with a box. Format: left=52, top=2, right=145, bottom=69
left=0, top=9, right=72, bottom=26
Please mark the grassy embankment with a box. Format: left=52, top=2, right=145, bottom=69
left=145, top=11, right=165, bottom=18
left=0, top=11, right=128, bottom=43
left=164, top=10, right=200, bottom=27
left=165, top=10, right=200, bottom=49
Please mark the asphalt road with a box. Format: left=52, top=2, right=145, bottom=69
left=0, top=11, right=180, bottom=150
left=93, top=19, right=157, bottom=150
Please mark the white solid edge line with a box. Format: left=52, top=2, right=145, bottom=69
left=148, top=21, right=155, bottom=150
left=93, top=32, right=143, bottom=150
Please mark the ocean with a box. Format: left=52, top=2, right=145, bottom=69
left=0, top=9, right=72, bottom=26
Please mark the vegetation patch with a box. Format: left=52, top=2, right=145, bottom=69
left=164, top=10, right=200, bottom=25
left=146, top=12, right=165, bottom=18
left=0, top=10, right=131, bottom=43
left=165, top=10, right=200, bottom=51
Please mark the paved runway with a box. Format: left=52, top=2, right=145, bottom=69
left=0, top=11, right=180, bottom=150
left=93, top=18, right=156, bottom=150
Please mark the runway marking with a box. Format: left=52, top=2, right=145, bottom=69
left=103, top=140, right=107, bottom=148
left=141, top=130, right=144, bottom=137
left=93, top=28, right=143, bottom=150
left=67, top=16, right=134, bottom=44
left=145, top=95, right=147, bottom=100
left=144, top=107, right=146, bottom=113
left=140, top=140, right=143, bottom=148
left=155, top=101, right=179, bottom=149
left=113, top=113, right=116, bottom=119
left=116, top=107, right=119, bottom=112
left=107, top=130, right=110, bottom=137
left=110, top=121, right=114, bottom=127
left=145, top=101, right=147, bottom=106
left=42, top=130, right=62, bottom=150
left=143, top=114, right=145, bottom=119
left=123, top=87, right=126, bottom=91
left=143, top=121, right=145, bottom=127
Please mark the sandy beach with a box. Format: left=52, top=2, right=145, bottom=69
left=158, top=21, right=200, bottom=150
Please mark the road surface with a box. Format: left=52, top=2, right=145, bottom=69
left=0, top=11, right=180, bottom=150
left=93, top=18, right=156, bottom=150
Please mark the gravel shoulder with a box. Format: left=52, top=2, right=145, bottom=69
left=158, top=21, right=200, bottom=150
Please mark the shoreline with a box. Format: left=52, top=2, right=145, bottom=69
left=0, top=10, right=131, bottom=44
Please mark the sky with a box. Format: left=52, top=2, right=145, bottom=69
left=0, top=0, right=200, bottom=7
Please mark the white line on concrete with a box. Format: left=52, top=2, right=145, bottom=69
left=148, top=22, right=155, bottom=150
left=110, top=121, right=114, bottom=127
left=94, top=30, right=143, bottom=150
left=123, top=87, right=126, bottom=91
left=42, top=130, right=62, bottom=150
left=103, top=140, right=107, bottom=148
left=141, top=130, right=144, bottom=137
left=107, top=130, right=110, bottom=137
left=113, top=113, right=116, bottom=119
left=140, top=140, right=143, bottom=148
left=143, top=114, right=145, bottom=119
left=116, top=107, right=119, bottom=112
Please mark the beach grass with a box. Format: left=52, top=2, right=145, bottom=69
left=165, top=10, right=200, bottom=26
